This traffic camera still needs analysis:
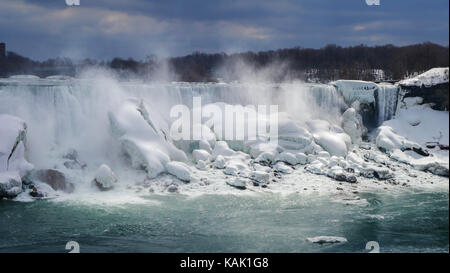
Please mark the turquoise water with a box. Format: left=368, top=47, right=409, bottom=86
left=0, top=192, right=448, bottom=253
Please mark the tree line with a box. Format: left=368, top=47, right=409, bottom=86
left=0, top=42, right=448, bottom=82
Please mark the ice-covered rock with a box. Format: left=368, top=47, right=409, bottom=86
left=342, top=108, right=365, bottom=144
left=226, top=177, right=247, bottom=190
left=399, top=67, right=449, bottom=88
left=166, top=161, right=191, bottom=182
left=212, top=141, right=236, bottom=158
left=0, top=114, right=34, bottom=177
left=0, top=172, right=22, bottom=198
left=192, top=149, right=211, bottom=163
left=307, top=236, right=348, bottom=244
left=274, top=162, right=293, bottom=174
left=305, top=160, right=325, bottom=175
left=325, top=165, right=357, bottom=183
left=199, top=139, right=212, bottom=153
left=92, top=164, right=117, bottom=191
left=403, top=97, right=424, bottom=107
left=295, top=152, right=308, bottom=165
left=195, top=160, right=208, bottom=170
left=22, top=169, right=74, bottom=193
left=307, top=120, right=351, bottom=157
left=249, top=171, right=270, bottom=185
left=254, top=151, right=277, bottom=164
left=224, top=159, right=250, bottom=177
left=375, top=126, right=420, bottom=153
left=213, top=155, right=226, bottom=169
left=361, top=166, right=394, bottom=180
left=109, top=99, right=187, bottom=178
left=274, top=152, right=297, bottom=165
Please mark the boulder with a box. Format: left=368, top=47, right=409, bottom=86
left=226, top=177, right=247, bottom=190
left=192, top=149, right=211, bottom=163
left=92, top=164, right=117, bottom=191
left=213, top=155, right=226, bottom=169
left=249, top=171, right=270, bottom=186
left=23, top=169, right=74, bottom=193
left=0, top=172, right=22, bottom=198
left=166, top=161, right=191, bottom=182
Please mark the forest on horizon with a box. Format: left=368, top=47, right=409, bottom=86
left=0, top=42, right=448, bottom=83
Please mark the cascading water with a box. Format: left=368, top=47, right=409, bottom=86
left=376, top=84, right=399, bottom=126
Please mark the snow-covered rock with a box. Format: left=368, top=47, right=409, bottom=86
left=254, top=151, right=277, bottom=164
left=109, top=99, right=187, bottom=178
left=399, top=67, right=449, bottom=88
left=249, top=171, right=270, bottom=185
left=195, top=160, right=208, bottom=170
left=342, top=107, right=365, bottom=144
left=0, top=172, right=22, bottom=198
left=274, top=162, right=293, bottom=174
left=226, top=177, right=247, bottom=189
left=307, top=120, right=351, bottom=157
left=166, top=161, right=191, bottom=182
left=307, top=236, right=348, bottom=244
left=375, top=126, right=419, bottom=153
left=305, top=160, right=325, bottom=175
left=23, top=169, right=74, bottom=193
left=274, top=152, right=297, bottom=165
left=212, top=141, right=236, bottom=158
left=213, top=155, right=226, bottom=169
left=192, top=149, right=211, bottom=163
left=295, top=152, right=308, bottom=165
left=92, top=164, right=117, bottom=191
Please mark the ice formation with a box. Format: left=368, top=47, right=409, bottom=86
left=0, top=74, right=448, bottom=200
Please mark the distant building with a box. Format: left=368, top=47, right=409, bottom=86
left=0, top=42, right=5, bottom=59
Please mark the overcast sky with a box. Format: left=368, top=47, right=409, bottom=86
left=0, top=0, right=448, bottom=60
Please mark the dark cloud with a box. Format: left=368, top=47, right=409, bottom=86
left=1, top=0, right=448, bottom=60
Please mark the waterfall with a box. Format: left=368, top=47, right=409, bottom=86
left=376, top=84, right=399, bottom=126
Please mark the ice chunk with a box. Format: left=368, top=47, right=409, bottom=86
left=166, top=161, right=191, bottom=182
left=307, top=236, right=348, bottom=244
left=192, top=149, right=211, bottom=163
left=274, top=152, right=297, bottom=165
left=226, top=177, right=247, bottom=190
left=213, top=155, right=226, bottom=169
left=274, top=162, right=293, bottom=174
left=249, top=171, right=270, bottom=185
left=0, top=171, right=22, bottom=198
left=92, top=164, right=117, bottom=191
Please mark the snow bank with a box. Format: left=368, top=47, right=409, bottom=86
left=399, top=67, right=449, bottom=87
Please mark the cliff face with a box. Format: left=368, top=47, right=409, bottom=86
left=400, top=83, right=449, bottom=111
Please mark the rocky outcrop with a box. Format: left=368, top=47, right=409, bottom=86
left=23, top=169, right=74, bottom=193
